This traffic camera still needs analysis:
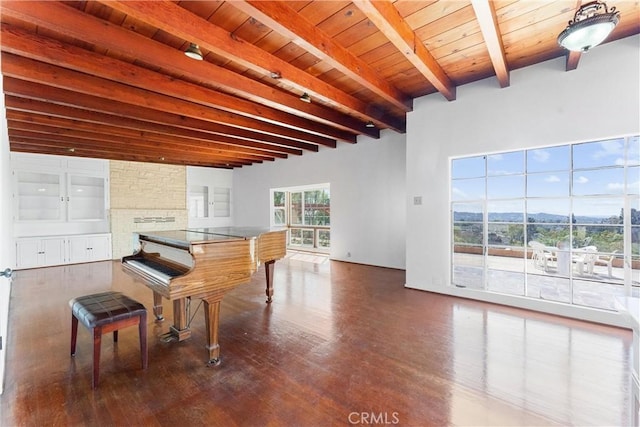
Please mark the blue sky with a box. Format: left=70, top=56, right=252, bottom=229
left=451, top=137, right=639, bottom=217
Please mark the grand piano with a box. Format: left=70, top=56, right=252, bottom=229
left=122, top=227, right=286, bottom=365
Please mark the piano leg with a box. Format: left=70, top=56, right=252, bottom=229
left=203, top=299, right=221, bottom=366
left=265, top=260, right=275, bottom=303
left=168, top=298, right=192, bottom=341
left=152, top=291, right=164, bottom=321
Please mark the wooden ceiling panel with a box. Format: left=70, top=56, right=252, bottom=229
left=205, top=2, right=249, bottom=33
left=405, top=1, right=470, bottom=30
left=176, top=1, right=223, bottom=21
left=422, top=18, right=483, bottom=54
left=415, top=5, right=479, bottom=42
left=305, top=2, right=358, bottom=31
left=393, top=0, right=440, bottom=19
left=297, top=1, right=348, bottom=25
left=1, top=0, right=637, bottom=167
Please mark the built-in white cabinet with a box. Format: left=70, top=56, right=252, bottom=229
left=67, top=234, right=112, bottom=263
left=15, top=234, right=112, bottom=269
left=12, top=153, right=112, bottom=269
left=15, top=236, right=66, bottom=269
left=187, top=185, right=230, bottom=219
left=187, top=166, right=233, bottom=228
left=14, top=171, right=63, bottom=221
left=67, top=174, right=107, bottom=221
left=14, top=170, right=107, bottom=222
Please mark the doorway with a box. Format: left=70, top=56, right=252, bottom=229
left=270, top=183, right=330, bottom=254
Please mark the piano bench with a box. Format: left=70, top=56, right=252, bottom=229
left=69, top=291, right=148, bottom=389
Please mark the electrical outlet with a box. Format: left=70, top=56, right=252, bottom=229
left=413, top=196, right=422, bottom=205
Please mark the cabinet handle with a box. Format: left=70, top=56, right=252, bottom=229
left=0, top=268, right=12, bottom=278
left=61, top=197, right=64, bottom=202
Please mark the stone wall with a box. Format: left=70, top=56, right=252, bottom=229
left=109, top=161, right=187, bottom=258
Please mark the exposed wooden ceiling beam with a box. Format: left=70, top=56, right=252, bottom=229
left=7, top=119, right=274, bottom=161
left=0, top=24, right=353, bottom=144
left=1, top=53, right=338, bottom=148
left=352, top=0, right=456, bottom=101
left=565, top=51, right=581, bottom=71
left=471, top=0, right=509, bottom=88
left=5, top=110, right=287, bottom=160
left=4, top=96, right=302, bottom=157
left=9, top=141, right=243, bottom=169
left=93, top=0, right=405, bottom=131
left=2, top=80, right=320, bottom=153
left=230, top=0, right=412, bottom=113
left=0, top=1, right=382, bottom=138
left=8, top=126, right=270, bottom=166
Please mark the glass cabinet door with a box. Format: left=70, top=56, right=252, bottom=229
left=213, top=187, right=230, bottom=217
left=15, top=171, right=63, bottom=221
left=67, top=174, right=106, bottom=221
left=188, top=185, right=210, bottom=218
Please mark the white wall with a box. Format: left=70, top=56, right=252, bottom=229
left=406, top=35, right=640, bottom=326
left=233, top=131, right=406, bottom=269
left=0, top=69, right=14, bottom=394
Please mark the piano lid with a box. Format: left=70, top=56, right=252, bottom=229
left=187, top=227, right=286, bottom=239
left=137, top=229, right=243, bottom=249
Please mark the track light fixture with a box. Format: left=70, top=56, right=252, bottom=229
left=184, top=43, right=204, bottom=60
left=557, top=1, right=620, bottom=52
left=299, top=92, right=311, bottom=103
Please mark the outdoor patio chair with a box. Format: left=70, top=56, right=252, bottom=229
left=594, top=250, right=619, bottom=277
left=573, top=246, right=598, bottom=276
left=529, top=241, right=556, bottom=272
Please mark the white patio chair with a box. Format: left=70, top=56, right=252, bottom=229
left=594, top=250, right=619, bottom=277
left=573, top=246, right=598, bottom=275
left=529, top=241, right=556, bottom=272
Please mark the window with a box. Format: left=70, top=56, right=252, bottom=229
left=270, top=185, right=330, bottom=252
left=273, top=191, right=286, bottom=226
left=451, top=136, right=639, bottom=310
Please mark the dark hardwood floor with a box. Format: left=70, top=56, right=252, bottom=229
left=0, top=255, right=634, bottom=426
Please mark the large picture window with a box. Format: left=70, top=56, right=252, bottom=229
left=451, top=136, right=639, bottom=310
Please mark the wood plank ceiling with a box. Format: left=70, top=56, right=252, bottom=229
left=1, top=1, right=639, bottom=169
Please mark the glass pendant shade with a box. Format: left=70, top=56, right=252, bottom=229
left=557, top=1, right=620, bottom=52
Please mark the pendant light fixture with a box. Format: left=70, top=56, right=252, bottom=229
left=184, top=43, right=204, bottom=60
left=557, top=1, right=620, bottom=52
left=299, top=92, right=311, bottom=103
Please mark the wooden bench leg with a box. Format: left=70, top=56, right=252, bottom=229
left=139, top=312, right=148, bottom=369
left=71, top=315, right=78, bottom=356
left=92, top=327, right=102, bottom=389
